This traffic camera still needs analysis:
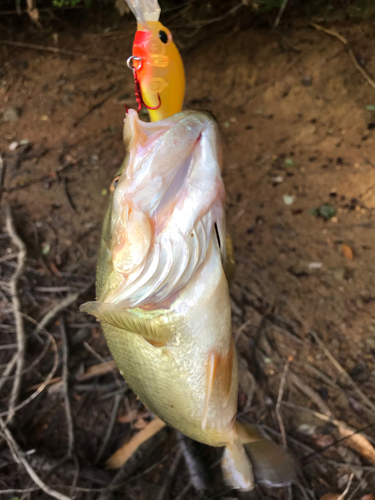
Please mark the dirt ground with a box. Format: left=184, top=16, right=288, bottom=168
left=1, top=7, right=375, bottom=500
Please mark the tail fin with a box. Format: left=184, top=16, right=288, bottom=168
left=221, top=421, right=295, bottom=491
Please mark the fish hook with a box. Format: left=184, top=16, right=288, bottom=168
left=126, top=56, right=162, bottom=113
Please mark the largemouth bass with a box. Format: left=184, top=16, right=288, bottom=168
left=81, top=108, right=294, bottom=490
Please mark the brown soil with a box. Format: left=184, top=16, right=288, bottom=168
left=1, top=11, right=375, bottom=500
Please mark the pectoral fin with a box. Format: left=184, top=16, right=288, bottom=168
left=80, top=301, right=171, bottom=347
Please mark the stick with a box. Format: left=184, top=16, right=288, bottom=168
left=0, top=353, right=17, bottom=392
left=106, top=417, right=166, bottom=469
left=337, top=473, right=354, bottom=500
left=0, top=154, right=5, bottom=204
left=274, top=0, right=289, bottom=28
left=95, top=394, right=122, bottom=464
left=5, top=205, right=27, bottom=423
left=177, top=433, right=207, bottom=494
left=0, top=332, right=59, bottom=421
left=310, top=23, right=375, bottom=89
left=27, top=360, right=118, bottom=393
left=289, top=372, right=332, bottom=417
left=174, top=482, right=192, bottom=500
left=275, top=357, right=291, bottom=448
left=60, top=316, right=74, bottom=457
left=234, top=318, right=253, bottom=343
left=156, top=448, right=183, bottom=500
left=0, top=418, right=71, bottom=500
left=34, top=280, right=94, bottom=338
left=310, top=330, right=375, bottom=415
left=0, top=40, right=128, bottom=70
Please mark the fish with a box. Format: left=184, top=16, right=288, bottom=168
left=81, top=0, right=294, bottom=490
left=81, top=107, right=295, bottom=491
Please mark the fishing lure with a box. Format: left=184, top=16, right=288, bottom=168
left=126, top=0, right=185, bottom=121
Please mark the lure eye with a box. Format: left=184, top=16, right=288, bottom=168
left=110, top=175, right=121, bottom=193
left=159, top=30, right=168, bottom=44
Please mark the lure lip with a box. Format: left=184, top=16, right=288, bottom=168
left=125, top=0, right=161, bottom=28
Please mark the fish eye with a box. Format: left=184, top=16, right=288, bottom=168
left=110, top=175, right=121, bottom=193
left=159, top=30, right=168, bottom=44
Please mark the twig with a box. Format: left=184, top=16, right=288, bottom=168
left=0, top=418, right=71, bottom=500
left=177, top=433, right=207, bottom=494
left=173, top=2, right=243, bottom=29
left=60, top=316, right=74, bottom=457
left=5, top=205, right=27, bottom=423
left=282, top=402, right=375, bottom=462
left=0, top=332, right=59, bottom=420
left=289, top=372, right=332, bottom=416
left=34, top=280, right=94, bottom=338
left=347, top=473, right=369, bottom=500
left=1, top=335, right=51, bottom=382
left=310, top=330, right=375, bottom=416
left=156, top=448, right=183, bottom=500
left=337, top=473, right=354, bottom=500
left=73, top=81, right=122, bottom=127
left=274, top=0, right=289, bottom=27
left=0, top=154, right=5, bottom=204
left=63, top=178, right=76, bottom=212
left=27, top=359, right=118, bottom=393
left=234, top=317, right=253, bottom=343
left=106, top=417, right=166, bottom=469
left=174, top=482, right=192, bottom=500
left=83, top=341, right=120, bottom=386
left=98, top=427, right=169, bottom=500
left=275, top=357, right=291, bottom=448
left=0, top=40, right=128, bottom=71
left=0, top=353, right=17, bottom=392
left=310, top=23, right=375, bottom=89
left=95, top=394, right=122, bottom=464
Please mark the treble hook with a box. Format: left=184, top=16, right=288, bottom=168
left=126, top=56, right=162, bottom=112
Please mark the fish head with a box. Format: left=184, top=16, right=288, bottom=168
left=126, top=0, right=185, bottom=121
left=96, top=110, right=226, bottom=309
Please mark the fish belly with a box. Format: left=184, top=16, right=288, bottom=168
left=103, top=249, right=238, bottom=447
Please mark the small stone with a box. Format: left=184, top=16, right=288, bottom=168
left=272, top=175, right=284, bottom=184
left=309, top=262, right=323, bottom=269
left=283, top=194, right=294, bottom=205
left=89, top=154, right=99, bottom=165
left=2, top=106, right=22, bottom=122
left=333, top=267, right=346, bottom=280
left=301, top=76, right=313, bottom=86
left=9, top=141, right=19, bottom=151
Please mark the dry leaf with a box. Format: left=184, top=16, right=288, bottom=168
left=338, top=425, right=375, bottom=464
left=320, top=494, right=340, bottom=500
left=342, top=244, right=354, bottom=260
left=361, top=495, right=375, bottom=500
